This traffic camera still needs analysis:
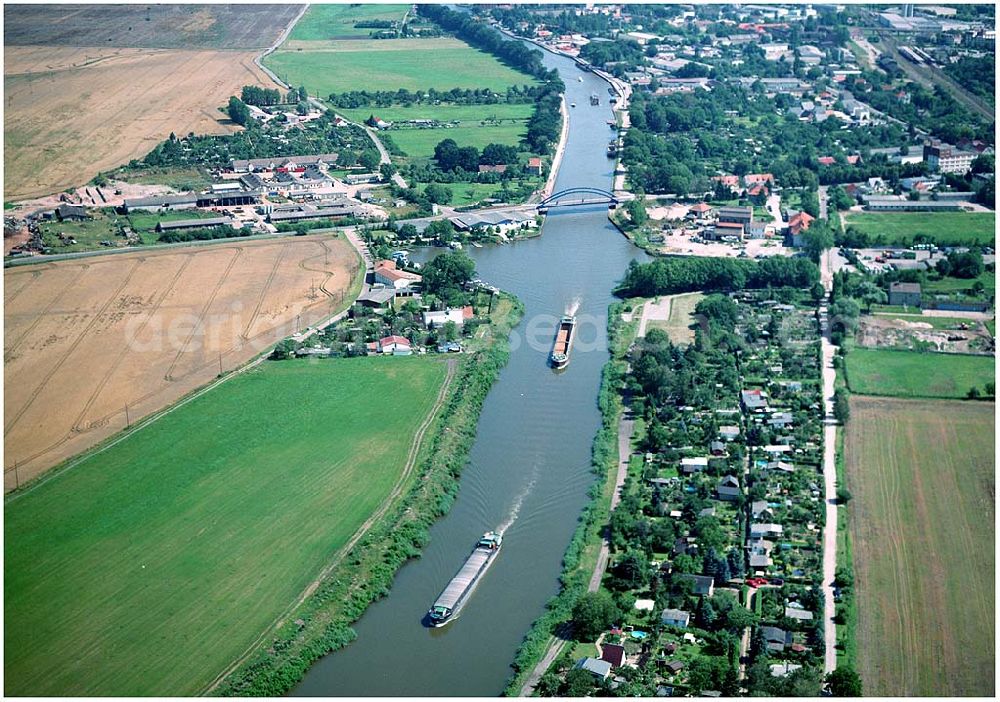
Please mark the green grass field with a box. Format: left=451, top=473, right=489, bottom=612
left=265, top=38, right=536, bottom=96
left=844, top=211, right=996, bottom=246
left=922, top=270, right=995, bottom=296
left=846, top=397, right=994, bottom=695
left=4, top=357, right=448, bottom=696
left=37, top=209, right=123, bottom=252
left=340, top=103, right=532, bottom=160
left=845, top=347, right=994, bottom=398
left=288, top=4, right=409, bottom=40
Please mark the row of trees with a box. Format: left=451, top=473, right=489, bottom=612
left=432, top=139, right=521, bottom=172
left=616, top=256, right=820, bottom=298
left=240, top=85, right=304, bottom=107
left=327, top=84, right=545, bottom=109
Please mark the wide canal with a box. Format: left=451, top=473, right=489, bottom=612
left=292, top=43, right=648, bottom=697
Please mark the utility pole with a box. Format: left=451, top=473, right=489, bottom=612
left=125, top=403, right=131, bottom=429
left=13, top=461, right=19, bottom=490
left=218, top=352, right=223, bottom=376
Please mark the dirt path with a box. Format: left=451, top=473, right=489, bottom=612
left=637, top=296, right=672, bottom=338
left=203, top=357, right=458, bottom=694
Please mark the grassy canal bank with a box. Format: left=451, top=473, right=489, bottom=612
left=503, top=300, right=638, bottom=695
left=4, top=293, right=522, bottom=696
left=213, top=293, right=524, bottom=696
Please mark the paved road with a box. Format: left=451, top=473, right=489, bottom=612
left=765, top=193, right=785, bottom=229
left=819, top=249, right=839, bottom=676
left=818, top=185, right=829, bottom=221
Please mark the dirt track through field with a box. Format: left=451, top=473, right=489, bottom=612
left=846, top=396, right=994, bottom=696
left=4, top=235, right=361, bottom=490
left=4, top=46, right=280, bottom=199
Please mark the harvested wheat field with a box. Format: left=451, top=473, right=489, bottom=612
left=4, top=234, right=362, bottom=489
left=4, top=46, right=278, bottom=199
left=846, top=396, right=994, bottom=696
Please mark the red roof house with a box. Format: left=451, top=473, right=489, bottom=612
left=600, top=643, right=626, bottom=669
left=788, top=211, right=815, bottom=236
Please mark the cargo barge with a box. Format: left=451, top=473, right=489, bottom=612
left=427, top=531, right=502, bottom=627
left=549, top=315, right=576, bottom=369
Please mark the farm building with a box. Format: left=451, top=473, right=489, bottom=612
left=861, top=196, right=963, bottom=211
left=55, top=204, right=88, bottom=221
left=123, top=190, right=261, bottom=213
left=888, top=282, right=922, bottom=307
left=156, top=217, right=233, bottom=232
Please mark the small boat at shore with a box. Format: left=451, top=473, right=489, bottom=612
left=549, top=315, right=576, bottom=369
left=428, top=532, right=503, bottom=627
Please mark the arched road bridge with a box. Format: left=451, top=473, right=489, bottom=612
left=537, top=187, right=619, bottom=212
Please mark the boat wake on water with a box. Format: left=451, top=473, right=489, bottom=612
left=565, top=297, right=581, bottom=317
left=496, top=475, right=537, bottom=535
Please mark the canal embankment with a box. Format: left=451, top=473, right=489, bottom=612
left=210, top=295, right=524, bottom=696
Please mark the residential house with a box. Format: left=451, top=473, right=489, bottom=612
left=766, top=460, right=795, bottom=474
left=768, top=411, right=793, bottom=429
left=422, top=306, right=472, bottom=328
left=760, top=626, right=794, bottom=653
left=787, top=211, right=815, bottom=247
left=680, top=456, right=709, bottom=475
left=600, top=644, right=627, bottom=669
left=576, top=657, right=612, bottom=681
left=661, top=608, right=691, bottom=628
left=525, top=157, right=544, bottom=176
left=750, top=523, right=783, bottom=539
left=717, top=475, right=741, bottom=501
left=719, top=425, right=740, bottom=441
left=751, top=500, right=774, bottom=520
left=377, top=335, right=412, bottom=355
left=679, top=574, right=715, bottom=596
left=785, top=606, right=814, bottom=621
left=663, top=660, right=685, bottom=675
left=741, top=389, right=769, bottom=411
left=374, top=260, right=422, bottom=290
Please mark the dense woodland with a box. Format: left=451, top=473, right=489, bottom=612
left=616, top=256, right=821, bottom=298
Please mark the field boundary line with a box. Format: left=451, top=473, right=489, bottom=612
left=4, top=240, right=366, bottom=497
left=202, top=357, right=459, bottom=695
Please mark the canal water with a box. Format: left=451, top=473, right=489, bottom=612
left=292, top=46, right=648, bottom=697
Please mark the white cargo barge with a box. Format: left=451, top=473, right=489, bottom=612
left=427, top=532, right=502, bottom=627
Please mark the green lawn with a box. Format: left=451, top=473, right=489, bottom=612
left=844, top=212, right=995, bottom=246
left=845, top=347, right=994, bottom=398
left=265, top=38, right=537, bottom=96
left=339, top=103, right=532, bottom=160
left=4, top=357, right=448, bottom=696
left=288, top=4, right=410, bottom=40
left=922, top=270, right=995, bottom=296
